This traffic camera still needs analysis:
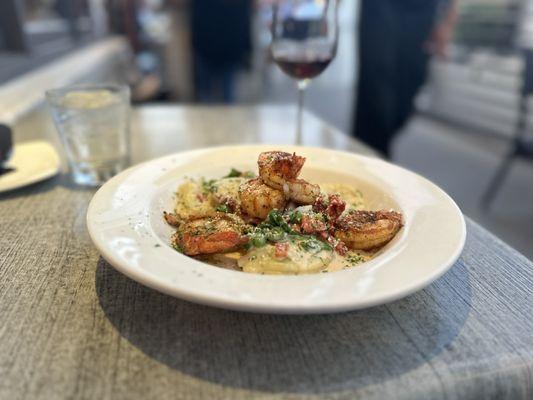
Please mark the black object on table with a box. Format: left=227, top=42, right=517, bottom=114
left=0, top=123, right=14, bottom=176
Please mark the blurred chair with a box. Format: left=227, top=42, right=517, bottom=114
left=481, top=49, right=533, bottom=208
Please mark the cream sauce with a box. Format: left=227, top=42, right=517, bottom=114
left=238, top=243, right=334, bottom=274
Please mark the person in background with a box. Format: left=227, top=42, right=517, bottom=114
left=191, top=0, right=253, bottom=103
left=353, top=0, right=458, bottom=157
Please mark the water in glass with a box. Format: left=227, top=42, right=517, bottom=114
left=47, top=84, right=130, bottom=186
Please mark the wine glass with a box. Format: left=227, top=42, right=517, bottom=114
left=270, top=0, right=339, bottom=144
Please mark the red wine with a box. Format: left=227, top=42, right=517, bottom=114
left=274, top=55, right=333, bottom=80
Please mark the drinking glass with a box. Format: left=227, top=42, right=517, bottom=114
left=46, top=84, right=131, bottom=186
left=271, top=0, right=339, bottom=144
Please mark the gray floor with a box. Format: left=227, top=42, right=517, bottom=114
left=393, top=115, right=533, bottom=260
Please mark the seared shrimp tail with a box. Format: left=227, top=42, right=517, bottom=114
left=163, top=211, right=181, bottom=227
left=258, top=151, right=305, bottom=190
left=258, top=151, right=320, bottom=204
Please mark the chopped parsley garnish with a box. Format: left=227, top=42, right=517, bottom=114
left=267, top=209, right=293, bottom=233
left=244, top=210, right=332, bottom=254
left=346, top=253, right=365, bottom=265
left=223, top=168, right=256, bottom=179
left=288, top=210, right=303, bottom=224
left=265, top=227, right=286, bottom=242
left=215, top=204, right=229, bottom=213
left=224, top=168, right=242, bottom=178
left=172, top=242, right=184, bottom=253
left=201, top=179, right=217, bottom=193
left=297, top=237, right=332, bottom=253
left=245, top=210, right=334, bottom=255
left=246, top=227, right=285, bottom=249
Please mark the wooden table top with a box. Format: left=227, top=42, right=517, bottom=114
left=1, top=105, right=532, bottom=400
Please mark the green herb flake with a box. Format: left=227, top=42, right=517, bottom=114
left=265, top=227, right=287, bottom=242
left=201, top=179, right=217, bottom=193
left=223, top=168, right=256, bottom=179
left=216, top=204, right=230, bottom=213
left=298, top=237, right=332, bottom=253
left=267, top=209, right=293, bottom=233
left=172, top=242, right=184, bottom=253
left=224, top=168, right=242, bottom=178
left=346, top=253, right=365, bottom=266
left=289, top=210, right=303, bottom=224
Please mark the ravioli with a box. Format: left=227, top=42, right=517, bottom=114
left=238, top=241, right=334, bottom=274
left=174, top=179, right=217, bottom=220
left=212, top=177, right=246, bottom=209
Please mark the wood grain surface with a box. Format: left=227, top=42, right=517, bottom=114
left=1, top=106, right=532, bottom=400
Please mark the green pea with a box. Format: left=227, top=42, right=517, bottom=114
left=251, top=235, right=266, bottom=247
left=215, top=204, right=229, bottom=213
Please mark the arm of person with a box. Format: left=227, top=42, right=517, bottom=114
left=425, top=0, right=459, bottom=59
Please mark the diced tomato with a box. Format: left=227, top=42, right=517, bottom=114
left=196, top=193, right=207, bottom=202
left=274, top=242, right=289, bottom=259
left=291, top=223, right=302, bottom=233
left=335, top=241, right=348, bottom=256
left=327, top=194, right=346, bottom=223
left=326, top=235, right=348, bottom=255
left=312, top=195, right=328, bottom=214
left=312, top=194, right=345, bottom=224
left=301, top=215, right=326, bottom=234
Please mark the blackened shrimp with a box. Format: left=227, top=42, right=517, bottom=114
left=172, top=215, right=248, bottom=256
left=334, top=210, right=403, bottom=250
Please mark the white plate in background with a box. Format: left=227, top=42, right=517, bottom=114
left=0, top=141, right=60, bottom=193
left=87, top=145, right=466, bottom=314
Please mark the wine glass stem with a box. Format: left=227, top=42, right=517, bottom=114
left=296, top=79, right=309, bottom=145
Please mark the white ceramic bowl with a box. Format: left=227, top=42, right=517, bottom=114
left=87, top=145, right=466, bottom=314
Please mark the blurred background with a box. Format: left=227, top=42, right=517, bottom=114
left=0, top=0, right=532, bottom=259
